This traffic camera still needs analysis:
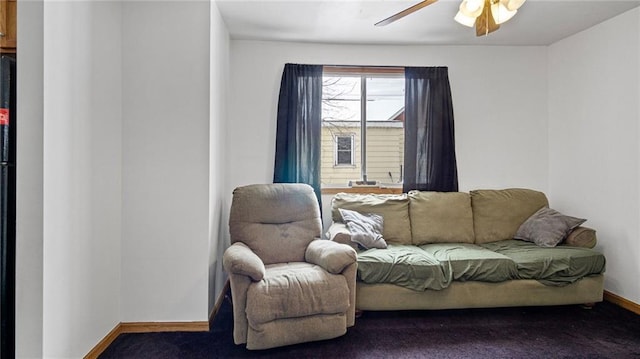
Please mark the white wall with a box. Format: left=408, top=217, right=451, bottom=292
left=18, top=2, right=213, bottom=356
left=228, top=41, right=549, bottom=228
left=16, top=1, right=44, bottom=357
left=41, top=1, right=123, bottom=357
left=14, top=3, right=637, bottom=357
left=209, top=1, right=230, bottom=315
left=121, top=1, right=210, bottom=323
left=548, top=8, right=640, bottom=304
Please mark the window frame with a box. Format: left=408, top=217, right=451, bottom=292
left=333, top=133, right=355, bottom=167
left=321, top=66, right=405, bottom=192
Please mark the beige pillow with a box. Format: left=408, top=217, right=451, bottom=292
left=563, top=226, right=597, bottom=248
left=408, top=191, right=475, bottom=245
left=471, top=188, right=549, bottom=244
left=331, top=193, right=411, bottom=244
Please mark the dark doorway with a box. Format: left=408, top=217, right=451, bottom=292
left=0, top=54, right=16, bottom=359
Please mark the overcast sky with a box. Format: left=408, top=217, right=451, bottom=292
left=322, top=76, right=405, bottom=122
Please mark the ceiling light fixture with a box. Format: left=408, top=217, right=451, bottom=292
left=454, top=0, right=526, bottom=36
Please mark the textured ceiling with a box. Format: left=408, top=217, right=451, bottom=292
left=216, top=0, right=640, bottom=46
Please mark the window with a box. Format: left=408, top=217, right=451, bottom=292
left=334, top=134, right=355, bottom=166
left=321, top=67, right=405, bottom=187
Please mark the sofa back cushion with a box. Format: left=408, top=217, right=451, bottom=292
left=408, top=191, right=475, bottom=245
left=471, top=188, right=548, bottom=244
left=331, top=193, right=412, bottom=245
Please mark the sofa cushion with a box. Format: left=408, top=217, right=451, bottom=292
left=514, top=207, right=586, bottom=247
left=408, top=191, right=475, bottom=245
left=246, top=262, right=350, bottom=325
left=356, top=245, right=451, bottom=291
left=331, top=193, right=411, bottom=245
left=419, top=243, right=518, bottom=282
left=480, top=240, right=606, bottom=286
left=470, top=188, right=549, bottom=244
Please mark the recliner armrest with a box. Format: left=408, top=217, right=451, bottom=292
left=306, top=239, right=357, bottom=274
left=223, top=242, right=265, bottom=281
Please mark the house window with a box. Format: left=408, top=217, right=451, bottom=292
left=321, top=67, right=405, bottom=187
left=334, top=134, right=354, bottom=166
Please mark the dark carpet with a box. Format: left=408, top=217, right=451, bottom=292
left=99, top=292, right=640, bottom=359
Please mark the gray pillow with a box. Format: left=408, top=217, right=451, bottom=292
left=514, top=207, right=586, bottom=247
left=338, top=208, right=387, bottom=249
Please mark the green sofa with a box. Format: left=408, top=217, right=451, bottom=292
left=326, top=188, right=605, bottom=311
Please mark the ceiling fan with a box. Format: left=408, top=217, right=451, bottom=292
left=375, top=0, right=527, bottom=36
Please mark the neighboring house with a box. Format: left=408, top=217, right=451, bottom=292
left=321, top=119, right=404, bottom=185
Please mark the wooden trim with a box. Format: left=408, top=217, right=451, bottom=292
left=84, top=281, right=232, bottom=358
left=322, top=186, right=403, bottom=195
left=604, top=290, right=640, bottom=315
left=0, top=0, right=17, bottom=52
left=323, top=65, right=404, bottom=75
left=84, top=320, right=210, bottom=358
left=120, top=321, right=209, bottom=333
left=83, top=323, right=122, bottom=359
left=210, top=279, right=230, bottom=322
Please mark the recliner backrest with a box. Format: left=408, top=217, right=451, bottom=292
left=229, top=183, right=322, bottom=265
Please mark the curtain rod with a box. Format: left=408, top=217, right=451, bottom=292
left=323, top=65, right=405, bottom=75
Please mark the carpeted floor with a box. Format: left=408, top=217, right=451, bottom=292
left=99, top=292, right=640, bottom=358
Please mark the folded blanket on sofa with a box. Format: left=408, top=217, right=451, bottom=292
left=357, top=245, right=452, bottom=291
left=355, top=241, right=605, bottom=291
left=481, top=240, right=606, bottom=286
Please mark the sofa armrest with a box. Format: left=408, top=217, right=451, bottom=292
left=306, top=239, right=357, bottom=274
left=325, top=222, right=358, bottom=250
left=223, top=242, right=265, bottom=281
left=562, top=226, right=597, bottom=248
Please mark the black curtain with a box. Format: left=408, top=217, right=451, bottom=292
left=273, top=63, right=323, bottom=206
left=403, top=67, right=458, bottom=192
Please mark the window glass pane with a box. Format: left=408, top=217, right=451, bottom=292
left=321, top=72, right=405, bottom=187
left=337, top=150, right=351, bottom=165
left=322, top=76, right=360, bottom=185
left=337, top=137, right=351, bottom=151
left=366, top=77, right=405, bottom=185
left=322, top=76, right=361, bottom=122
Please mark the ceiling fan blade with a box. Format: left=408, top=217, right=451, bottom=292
left=375, top=0, right=438, bottom=27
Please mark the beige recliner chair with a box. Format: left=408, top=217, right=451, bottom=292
left=223, top=183, right=357, bottom=350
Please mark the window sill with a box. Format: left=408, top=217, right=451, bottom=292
left=321, top=186, right=403, bottom=195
